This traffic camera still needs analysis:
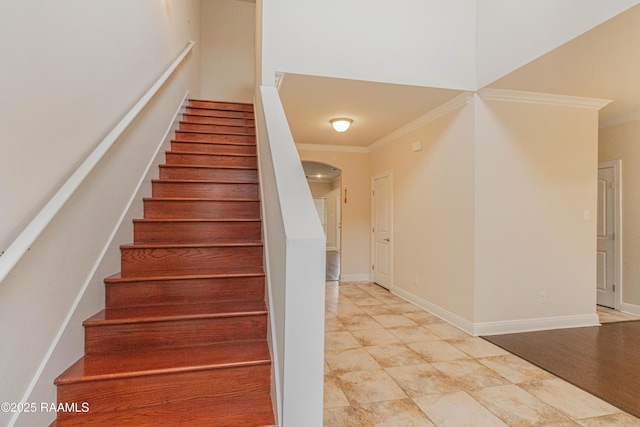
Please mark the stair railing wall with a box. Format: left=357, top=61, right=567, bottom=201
left=255, top=86, right=326, bottom=427
left=0, top=42, right=197, bottom=427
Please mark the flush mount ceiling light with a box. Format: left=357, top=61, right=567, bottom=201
left=330, top=118, right=353, bottom=132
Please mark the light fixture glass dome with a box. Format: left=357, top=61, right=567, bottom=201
left=330, top=118, right=353, bottom=132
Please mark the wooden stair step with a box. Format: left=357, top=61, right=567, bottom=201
left=183, top=114, right=254, bottom=126
left=175, top=130, right=255, bottom=143
left=133, top=218, right=262, bottom=244
left=50, top=393, right=275, bottom=426
left=159, top=164, right=258, bottom=181
left=120, top=242, right=263, bottom=277
left=83, top=300, right=268, bottom=354
left=56, top=341, right=270, bottom=384
left=179, top=121, right=255, bottom=135
left=151, top=179, right=259, bottom=199
left=165, top=151, right=257, bottom=168
left=189, top=99, right=253, bottom=112
left=170, top=140, right=256, bottom=155
left=143, top=197, right=261, bottom=219
left=184, top=107, right=254, bottom=119
left=105, top=273, right=265, bottom=308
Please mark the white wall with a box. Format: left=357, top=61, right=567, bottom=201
left=476, top=0, right=640, bottom=87
left=369, top=100, right=476, bottom=323
left=200, top=0, right=255, bottom=102
left=599, top=119, right=640, bottom=308
left=259, top=0, right=476, bottom=90
left=473, top=93, right=600, bottom=331
left=0, top=2, right=201, bottom=425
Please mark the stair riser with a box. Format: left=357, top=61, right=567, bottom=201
left=143, top=200, right=260, bottom=219
left=183, top=114, right=254, bottom=126
left=159, top=166, right=258, bottom=182
left=179, top=122, right=255, bottom=135
left=175, top=131, right=255, bottom=144
left=185, top=107, right=254, bottom=119
left=165, top=152, right=257, bottom=168
left=85, top=315, right=267, bottom=354
left=120, top=245, right=263, bottom=277
left=189, top=100, right=253, bottom=112
left=56, top=364, right=270, bottom=420
left=170, top=141, right=256, bottom=156
left=105, top=276, right=265, bottom=308
left=133, top=221, right=262, bottom=244
left=152, top=182, right=259, bottom=199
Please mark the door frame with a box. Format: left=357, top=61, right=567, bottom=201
left=598, top=160, right=622, bottom=311
left=371, top=171, right=393, bottom=288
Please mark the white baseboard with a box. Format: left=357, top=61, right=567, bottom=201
left=340, top=274, right=371, bottom=282
left=473, top=313, right=600, bottom=336
left=391, top=285, right=475, bottom=335
left=390, top=285, right=600, bottom=337
left=620, top=302, right=640, bottom=316
left=326, top=246, right=339, bottom=252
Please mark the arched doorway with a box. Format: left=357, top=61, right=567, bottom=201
left=302, top=161, right=342, bottom=281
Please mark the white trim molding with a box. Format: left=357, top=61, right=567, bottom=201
left=391, top=286, right=475, bottom=336
left=369, top=92, right=474, bottom=152
left=473, top=314, right=600, bottom=336
left=620, top=302, right=640, bottom=317
left=340, top=274, right=371, bottom=282
left=478, top=88, right=611, bottom=110
left=598, top=159, right=622, bottom=311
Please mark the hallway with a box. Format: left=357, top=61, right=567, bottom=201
left=324, top=281, right=640, bottom=426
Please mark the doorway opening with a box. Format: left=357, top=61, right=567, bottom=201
left=302, top=161, right=342, bottom=281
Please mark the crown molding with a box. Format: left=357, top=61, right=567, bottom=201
left=368, top=92, right=473, bottom=152
left=600, top=110, right=640, bottom=129
left=478, top=88, right=611, bottom=110
left=295, top=143, right=370, bottom=153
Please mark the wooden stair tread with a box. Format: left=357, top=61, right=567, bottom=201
left=55, top=341, right=270, bottom=384
left=189, top=99, right=253, bottom=110
left=167, top=150, right=256, bottom=158
left=159, top=164, right=257, bottom=171
left=151, top=178, right=258, bottom=184
left=104, top=270, right=265, bottom=283
left=49, top=394, right=275, bottom=427
left=132, top=218, right=260, bottom=223
left=173, top=128, right=257, bottom=137
left=171, top=138, right=256, bottom=146
left=84, top=300, right=267, bottom=325
left=143, top=196, right=260, bottom=202
left=120, top=241, right=262, bottom=249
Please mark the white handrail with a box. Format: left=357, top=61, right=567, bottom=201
left=0, top=41, right=195, bottom=285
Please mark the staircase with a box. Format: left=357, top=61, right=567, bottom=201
left=52, top=100, right=275, bottom=426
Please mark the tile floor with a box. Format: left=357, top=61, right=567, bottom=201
left=324, top=281, right=640, bottom=427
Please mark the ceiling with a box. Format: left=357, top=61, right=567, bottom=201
left=278, top=4, right=640, bottom=149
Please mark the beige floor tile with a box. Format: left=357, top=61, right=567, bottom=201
left=448, top=337, right=510, bottom=358
left=324, top=406, right=364, bottom=427
left=324, top=372, right=351, bottom=408
left=520, top=378, right=620, bottom=419
left=576, top=412, right=640, bottom=426
left=325, top=316, right=347, bottom=332
left=340, top=314, right=385, bottom=331
left=431, top=359, right=511, bottom=390
left=478, top=354, right=555, bottom=384
left=403, top=310, right=444, bottom=325
left=424, top=322, right=470, bottom=339
left=360, top=304, right=399, bottom=316
left=408, top=340, right=470, bottom=363
left=372, top=313, right=419, bottom=328
left=471, top=384, right=571, bottom=426
left=350, top=328, right=402, bottom=347
left=413, top=391, right=508, bottom=427
left=365, top=344, right=426, bottom=368
left=349, top=296, right=386, bottom=307
left=354, top=399, right=436, bottom=427
left=325, top=347, right=382, bottom=374
left=337, top=369, right=408, bottom=405
left=388, top=326, right=441, bottom=343
left=388, top=302, right=427, bottom=313
left=325, top=331, right=361, bottom=351
left=385, top=363, right=461, bottom=397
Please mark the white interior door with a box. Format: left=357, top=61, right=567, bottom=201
left=596, top=163, right=618, bottom=309
left=335, top=196, right=341, bottom=251
left=372, top=173, right=392, bottom=288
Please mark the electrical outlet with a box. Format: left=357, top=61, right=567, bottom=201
left=539, top=292, right=547, bottom=303
left=414, top=275, right=418, bottom=287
